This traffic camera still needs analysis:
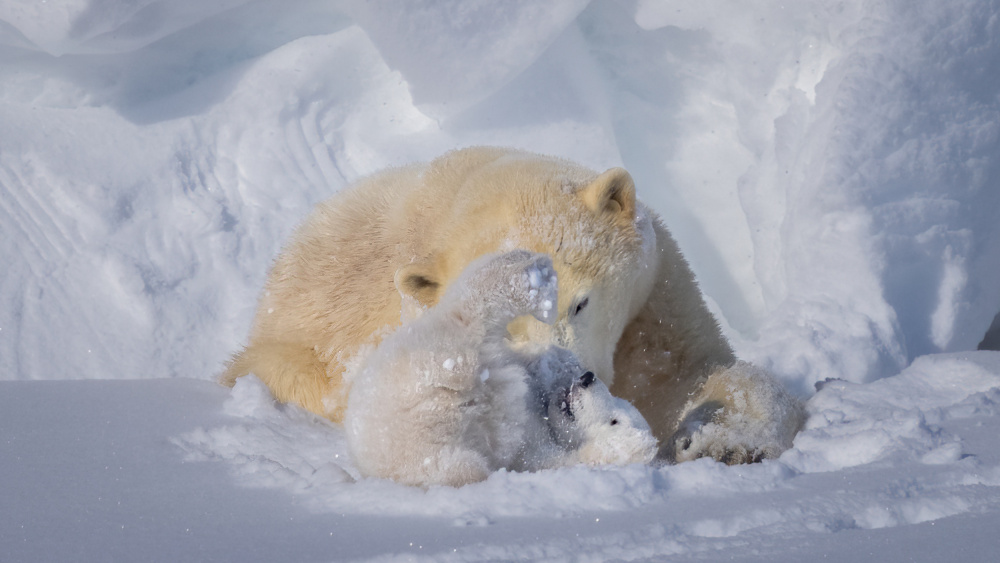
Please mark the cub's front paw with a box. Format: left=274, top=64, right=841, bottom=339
left=484, top=250, right=558, bottom=323
left=519, top=254, right=558, bottom=323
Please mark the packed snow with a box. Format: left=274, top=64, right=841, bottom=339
left=5, top=354, right=1000, bottom=561
left=2, top=0, right=1000, bottom=561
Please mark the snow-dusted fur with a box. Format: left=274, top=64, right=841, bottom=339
left=224, top=147, right=803, bottom=463
left=667, top=362, right=805, bottom=464
left=344, top=251, right=657, bottom=487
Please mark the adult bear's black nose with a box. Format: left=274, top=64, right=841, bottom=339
left=580, top=371, right=595, bottom=388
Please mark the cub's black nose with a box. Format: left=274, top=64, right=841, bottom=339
left=580, top=371, right=595, bottom=388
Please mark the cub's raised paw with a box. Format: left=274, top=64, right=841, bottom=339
left=469, top=250, right=557, bottom=323
left=518, top=253, right=558, bottom=322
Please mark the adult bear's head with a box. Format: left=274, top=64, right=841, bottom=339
left=394, top=147, right=660, bottom=388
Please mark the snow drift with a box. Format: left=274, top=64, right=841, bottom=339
left=2, top=0, right=998, bottom=390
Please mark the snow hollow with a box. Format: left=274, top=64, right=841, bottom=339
left=2, top=1, right=1000, bottom=561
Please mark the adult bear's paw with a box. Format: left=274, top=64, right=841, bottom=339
left=667, top=401, right=770, bottom=464
left=667, top=362, right=806, bottom=465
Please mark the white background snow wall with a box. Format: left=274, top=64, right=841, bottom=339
left=1, top=0, right=998, bottom=392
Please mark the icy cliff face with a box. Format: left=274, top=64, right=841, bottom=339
left=1, top=1, right=998, bottom=390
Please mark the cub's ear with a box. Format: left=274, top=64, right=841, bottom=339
left=578, top=167, right=636, bottom=221
left=394, top=260, right=441, bottom=306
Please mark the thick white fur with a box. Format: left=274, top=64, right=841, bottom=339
left=226, top=147, right=804, bottom=464
left=344, top=251, right=657, bottom=487
left=668, top=362, right=805, bottom=463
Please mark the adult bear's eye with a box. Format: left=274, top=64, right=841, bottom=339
left=610, top=419, right=619, bottom=426
left=572, top=296, right=589, bottom=317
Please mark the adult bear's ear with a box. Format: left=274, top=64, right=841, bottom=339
left=578, top=167, right=636, bottom=221
left=394, top=260, right=441, bottom=306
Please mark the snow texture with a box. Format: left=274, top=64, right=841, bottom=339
left=2, top=0, right=1000, bottom=561
left=5, top=353, right=1000, bottom=561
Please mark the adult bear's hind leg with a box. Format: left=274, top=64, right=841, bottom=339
left=221, top=341, right=344, bottom=421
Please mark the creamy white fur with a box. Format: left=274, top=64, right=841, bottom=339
left=344, top=251, right=656, bottom=487
left=225, top=147, right=804, bottom=464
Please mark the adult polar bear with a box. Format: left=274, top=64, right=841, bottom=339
left=224, top=147, right=804, bottom=463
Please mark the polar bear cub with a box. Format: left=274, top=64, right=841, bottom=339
left=344, top=250, right=657, bottom=487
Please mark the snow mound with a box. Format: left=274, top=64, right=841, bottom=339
left=2, top=1, right=998, bottom=393
left=788, top=352, right=1000, bottom=472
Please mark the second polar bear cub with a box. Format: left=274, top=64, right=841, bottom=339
left=345, top=250, right=657, bottom=487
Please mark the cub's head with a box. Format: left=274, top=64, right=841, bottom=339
left=552, top=370, right=658, bottom=466
left=393, top=147, right=659, bottom=388
left=530, top=348, right=657, bottom=466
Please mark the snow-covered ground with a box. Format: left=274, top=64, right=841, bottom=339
left=2, top=1, right=1000, bottom=561
left=5, top=354, right=1000, bottom=561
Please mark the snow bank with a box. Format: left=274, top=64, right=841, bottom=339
left=3, top=1, right=997, bottom=391
left=788, top=352, right=1000, bottom=472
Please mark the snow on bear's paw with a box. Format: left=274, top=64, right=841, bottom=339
left=432, top=249, right=560, bottom=329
